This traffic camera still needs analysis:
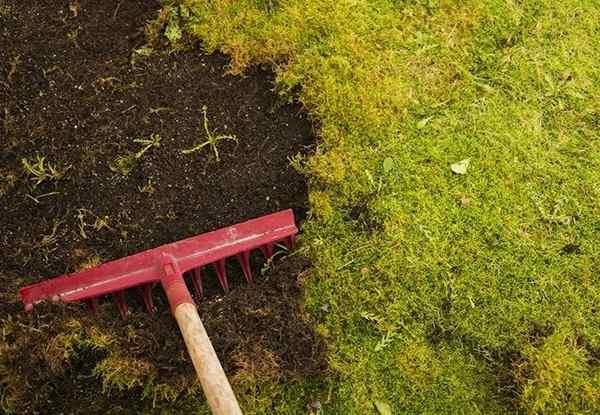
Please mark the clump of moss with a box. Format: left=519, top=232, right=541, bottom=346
left=515, top=325, right=600, bottom=414
left=0, top=306, right=198, bottom=413
left=21, top=154, right=71, bottom=189
left=308, top=191, right=334, bottom=221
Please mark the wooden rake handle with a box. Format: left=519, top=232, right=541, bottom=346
left=174, top=303, right=242, bottom=415
left=161, top=253, right=242, bottom=415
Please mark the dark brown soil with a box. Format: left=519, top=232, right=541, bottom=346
left=0, top=0, right=325, bottom=412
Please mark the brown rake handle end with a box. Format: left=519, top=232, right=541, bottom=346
left=161, top=253, right=242, bottom=415
left=174, top=303, right=242, bottom=415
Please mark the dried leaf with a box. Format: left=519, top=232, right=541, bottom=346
left=417, top=116, right=433, bottom=129
left=450, top=158, right=470, bottom=175
left=374, top=400, right=392, bottom=415
left=383, top=157, right=394, bottom=173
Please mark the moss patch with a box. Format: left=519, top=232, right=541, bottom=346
left=183, top=0, right=600, bottom=413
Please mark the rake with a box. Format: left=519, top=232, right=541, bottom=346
left=19, top=209, right=298, bottom=415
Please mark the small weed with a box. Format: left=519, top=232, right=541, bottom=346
left=35, top=220, right=63, bottom=249
left=182, top=106, right=238, bottom=161
left=260, top=247, right=288, bottom=276
left=138, top=179, right=155, bottom=194
left=163, top=4, right=191, bottom=44
left=21, top=154, right=71, bottom=188
left=133, top=133, right=162, bottom=159
left=111, top=155, right=136, bottom=176
left=75, top=255, right=101, bottom=271
left=144, top=3, right=192, bottom=48
left=110, top=133, right=161, bottom=176
left=164, top=15, right=182, bottom=44
left=76, top=208, right=113, bottom=238
left=134, top=3, right=186, bottom=60
left=67, top=27, right=80, bottom=46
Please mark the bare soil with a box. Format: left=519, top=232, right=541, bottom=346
left=0, top=0, right=325, bottom=412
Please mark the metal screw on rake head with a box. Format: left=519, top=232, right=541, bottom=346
left=18, top=209, right=299, bottom=415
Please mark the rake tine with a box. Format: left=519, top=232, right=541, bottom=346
left=114, top=291, right=128, bottom=319
left=87, top=297, right=99, bottom=313
left=140, top=284, right=155, bottom=313
left=191, top=268, right=204, bottom=300
left=260, top=242, right=275, bottom=259
left=237, top=251, right=253, bottom=283
left=284, top=235, right=295, bottom=250
left=213, top=259, right=229, bottom=293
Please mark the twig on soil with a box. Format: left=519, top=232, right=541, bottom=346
left=121, top=105, right=136, bottom=114
left=112, top=0, right=124, bottom=21
left=149, top=107, right=172, bottom=115
left=25, top=192, right=60, bottom=204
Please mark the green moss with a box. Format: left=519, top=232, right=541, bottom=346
left=0, top=308, right=200, bottom=413
left=309, top=191, right=334, bottom=221
left=518, top=325, right=600, bottom=414
left=182, top=0, right=600, bottom=412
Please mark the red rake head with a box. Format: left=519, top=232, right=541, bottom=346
left=19, top=210, right=297, bottom=318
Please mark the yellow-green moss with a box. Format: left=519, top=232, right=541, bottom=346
left=182, top=0, right=600, bottom=413
left=519, top=325, right=600, bottom=414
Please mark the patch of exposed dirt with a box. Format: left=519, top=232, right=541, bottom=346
left=0, top=0, right=324, bottom=412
